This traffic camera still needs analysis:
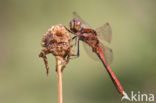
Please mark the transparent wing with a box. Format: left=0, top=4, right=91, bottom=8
left=82, top=41, right=99, bottom=61
left=73, top=11, right=91, bottom=28
left=99, top=42, right=113, bottom=65
left=96, top=23, right=112, bottom=43
left=82, top=41, right=113, bottom=65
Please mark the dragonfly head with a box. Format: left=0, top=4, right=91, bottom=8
left=70, top=19, right=82, bottom=33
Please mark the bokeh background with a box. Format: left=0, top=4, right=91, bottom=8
left=0, top=0, right=156, bottom=103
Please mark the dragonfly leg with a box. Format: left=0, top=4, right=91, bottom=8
left=72, top=35, right=77, bottom=39
left=64, top=26, right=75, bottom=34
left=77, top=39, right=80, bottom=57
left=71, top=37, right=80, bottom=57
left=73, top=36, right=78, bottom=46
left=70, top=39, right=80, bottom=58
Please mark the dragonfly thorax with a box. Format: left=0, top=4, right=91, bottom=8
left=70, top=19, right=82, bottom=33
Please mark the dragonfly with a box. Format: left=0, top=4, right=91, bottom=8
left=65, top=12, right=125, bottom=97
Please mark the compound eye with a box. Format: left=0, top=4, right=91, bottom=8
left=76, top=20, right=81, bottom=26
left=78, top=21, right=81, bottom=25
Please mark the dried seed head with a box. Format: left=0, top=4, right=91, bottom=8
left=39, top=24, right=74, bottom=74
left=41, top=24, right=73, bottom=57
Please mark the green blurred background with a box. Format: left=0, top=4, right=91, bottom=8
left=0, top=0, right=156, bottom=103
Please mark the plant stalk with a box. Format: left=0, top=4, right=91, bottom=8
left=57, top=59, right=63, bottom=103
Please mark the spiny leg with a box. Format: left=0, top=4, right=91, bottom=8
left=39, top=49, right=50, bottom=75
left=70, top=39, right=80, bottom=59
left=72, top=38, right=80, bottom=57
left=77, top=39, right=80, bottom=57
left=72, top=35, right=77, bottom=40
left=64, top=26, right=75, bottom=34
left=64, top=25, right=79, bottom=55
left=73, top=36, right=78, bottom=46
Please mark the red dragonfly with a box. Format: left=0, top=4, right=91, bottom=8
left=65, top=12, right=125, bottom=97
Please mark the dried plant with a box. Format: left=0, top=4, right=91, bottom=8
left=39, top=24, right=74, bottom=75
left=39, top=24, right=74, bottom=103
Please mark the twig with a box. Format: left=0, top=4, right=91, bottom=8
left=57, top=59, right=63, bottom=103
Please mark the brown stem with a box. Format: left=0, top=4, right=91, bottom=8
left=57, top=59, right=63, bottom=103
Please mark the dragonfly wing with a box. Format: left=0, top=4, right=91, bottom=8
left=82, top=42, right=99, bottom=61
left=99, top=42, right=113, bottom=65
left=96, top=23, right=112, bottom=43
left=73, top=11, right=91, bottom=28
left=82, top=41, right=113, bottom=65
